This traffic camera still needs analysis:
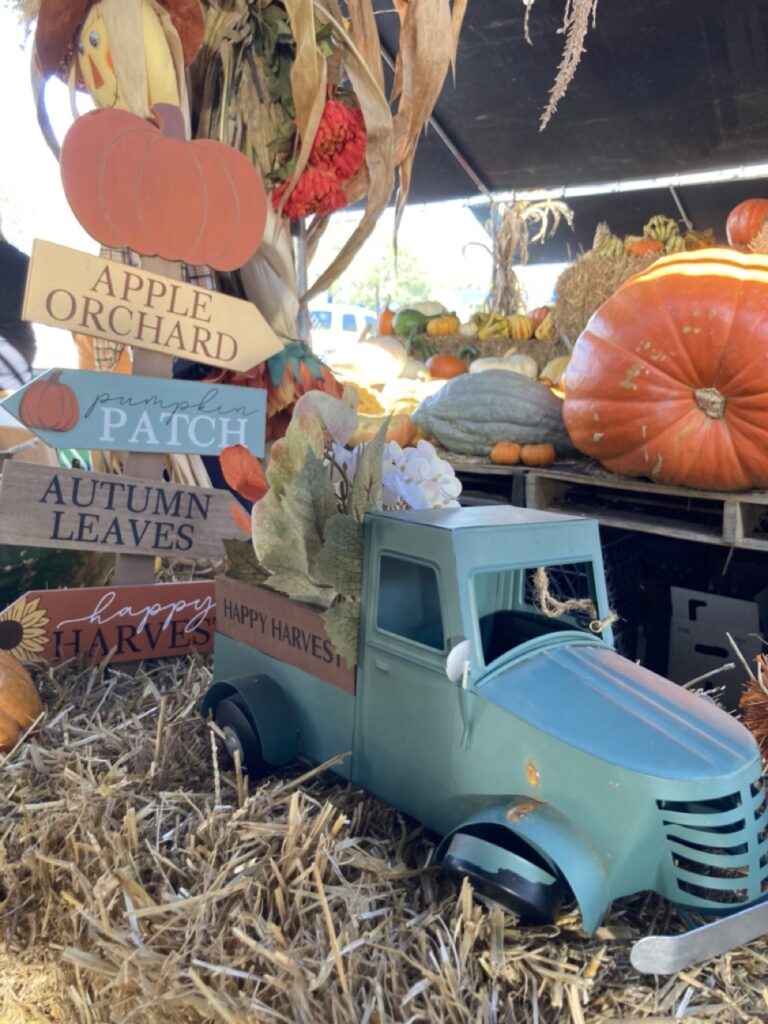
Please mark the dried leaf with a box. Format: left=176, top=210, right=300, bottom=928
left=321, top=599, right=361, bottom=666
left=349, top=423, right=387, bottom=521
left=346, top=0, right=385, bottom=93
left=220, top=444, right=268, bottom=503
left=292, top=392, right=358, bottom=447
left=312, top=515, right=364, bottom=599
left=279, top=0, right=327, bottom=213
left=230, top=499, right=252, bottom=536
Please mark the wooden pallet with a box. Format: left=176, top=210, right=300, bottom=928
left=445, top=451, right=768, bottom=551
left=525, top=466, right=768, bottom=551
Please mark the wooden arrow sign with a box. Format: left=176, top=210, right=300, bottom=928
left=1, top=369, right=267, bottom=456
left=0, top=461, right=239, bottom=559
left=0, top=581, right=215, bottom=665
left=22, top=240, right=283, bottom=373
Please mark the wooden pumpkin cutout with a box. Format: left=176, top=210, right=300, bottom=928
left=61, top=103, right=268, bottom=271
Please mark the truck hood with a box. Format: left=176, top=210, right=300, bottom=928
left=479, top=643, right=757, bottom=779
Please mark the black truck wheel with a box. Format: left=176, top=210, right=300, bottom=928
left=441, top=831, right=566, bottom=924
left=213, top=696, right=266, bottom=777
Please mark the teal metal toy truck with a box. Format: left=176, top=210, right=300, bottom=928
left=203, top=505, right=768, bottom=972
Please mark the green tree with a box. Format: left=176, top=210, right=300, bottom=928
left=333, top=249, right=432, bottom=310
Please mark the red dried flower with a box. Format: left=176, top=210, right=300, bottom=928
left=271, top=163, right=348, bottom=219
left=310, top=100, right=366, bottom=181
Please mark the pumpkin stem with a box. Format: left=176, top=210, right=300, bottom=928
left=694, top=386, right=726, bottom=419
left=151, top=103, right=187, bottom=141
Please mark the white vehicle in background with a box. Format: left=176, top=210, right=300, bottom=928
left=309, top=301, right=377, bottom=360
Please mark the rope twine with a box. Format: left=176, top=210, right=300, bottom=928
left=532, top=566, right=618, bottom=635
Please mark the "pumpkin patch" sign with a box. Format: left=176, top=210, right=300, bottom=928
left=22, top=240, right=282, bottom=372
left=2, top=369, right=267, bottom=456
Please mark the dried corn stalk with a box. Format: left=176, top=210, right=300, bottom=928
left=485, top=199, right=574, bottom=315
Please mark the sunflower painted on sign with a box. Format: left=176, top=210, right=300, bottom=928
left=0, top=596, right=50, bottom=662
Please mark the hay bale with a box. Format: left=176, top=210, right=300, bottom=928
left=1, top=657, right=767, bottom=1022
left=554, top=251, right=659, bottom=347
left=428, top=333, right=570, bottom=372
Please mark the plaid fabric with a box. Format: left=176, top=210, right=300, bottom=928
left=90, top=247, right=216, bottom=371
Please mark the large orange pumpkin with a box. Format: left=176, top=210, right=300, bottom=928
left=726, top=199, right=768, bottom=248
left=563, top=248, right=768, bottom=491
left=61, top=103, right=267, bottom=271
left=0, top=651, right=43, bottom=753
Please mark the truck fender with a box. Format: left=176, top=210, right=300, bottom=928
left=435, top=798, right=610, bottom=933
left=201, top=676, right=299, bottom=767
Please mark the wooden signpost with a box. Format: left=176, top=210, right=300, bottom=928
left=1, top=369, right=267, bottom=455
left=0, top=581, right=215, bottom=665
left=22, top=240, right=282, bottom=372
left=0, top=460, right=237, bottom=560
left=1, top=100, right=276, bottom=669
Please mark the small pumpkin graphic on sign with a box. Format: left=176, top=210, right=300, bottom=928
left=60, top=103, right=267, bottom=272
left=18, top=371, right=80, bottom=432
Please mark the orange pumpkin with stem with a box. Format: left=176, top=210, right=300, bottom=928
left=378, top=306, right=396, bottom=336
left=563, top=248, right=768, bottom=490
left=726, top=199, right=768, bottom=247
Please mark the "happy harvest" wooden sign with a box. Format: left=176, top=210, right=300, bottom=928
left=0, top=581, right=215, bottom=665
left=0, top=461, right=237, bottom=558
left=2, top=369, right=267, bottom=456
left=23, top=240, right=282, bottom=372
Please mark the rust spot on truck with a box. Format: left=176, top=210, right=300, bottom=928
left=526, top=760, right=541, bottom=787
left=506, top=798, right=540, bottom=822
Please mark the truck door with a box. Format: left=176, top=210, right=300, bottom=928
left=354, top=552, right=459, bottom=830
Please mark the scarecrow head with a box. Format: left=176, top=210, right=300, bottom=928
left=33, top=0, right=204, bottom=116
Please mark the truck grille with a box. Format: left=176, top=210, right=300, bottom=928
left=656, top=776, right=768, bottom=909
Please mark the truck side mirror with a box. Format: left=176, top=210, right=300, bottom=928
left=446, top=639, right=472, bottom=688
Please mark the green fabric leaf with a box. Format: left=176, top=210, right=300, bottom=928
left=349, top=422, right=387, bottom=521
left=252, top=489, right=310, bottom=576
left=282, top=449, right=338, bottom=565
left=322, top=600, right=361, bottom=667
left=223, top=539, right=270, bottom=588
left=263, top=571, right=335, bottom=609
left=312, top=514, right=364, bottom=599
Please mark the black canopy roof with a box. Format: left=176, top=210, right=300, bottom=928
left=374, top=0, right=768, bottom=255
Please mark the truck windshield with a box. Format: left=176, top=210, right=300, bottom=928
left=474, top=561, right=600, bottom=665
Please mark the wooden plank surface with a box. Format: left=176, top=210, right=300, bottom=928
left=0, top=460, right=237, bottom=559
left=217, top=576, right=355, bottom=693
left=0, top=581, right=215, bottom=665
left=23, top=240, right=282, bottom=372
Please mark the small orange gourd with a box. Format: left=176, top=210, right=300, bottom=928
left=625, top=237, right=663, bottom=258
left=378, top=306, right=396, bottom=336
left=520, top=443, right=556, bottom=467
left=425, top=354, right=468, bottom=379
left=0, top=651, right=43, bottom=752
left=490, top=442, right=522, bottom=465
left=426, top=315, right=461, bottom=338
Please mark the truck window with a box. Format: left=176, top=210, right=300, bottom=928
left=342, top=313, right=358, bottom=331
left=376, top=555, right=445, bottom=650
left=475, top=562, right=598, bottom=664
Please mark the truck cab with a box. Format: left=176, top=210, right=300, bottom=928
left=205, top=505, right=768, bottom=933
